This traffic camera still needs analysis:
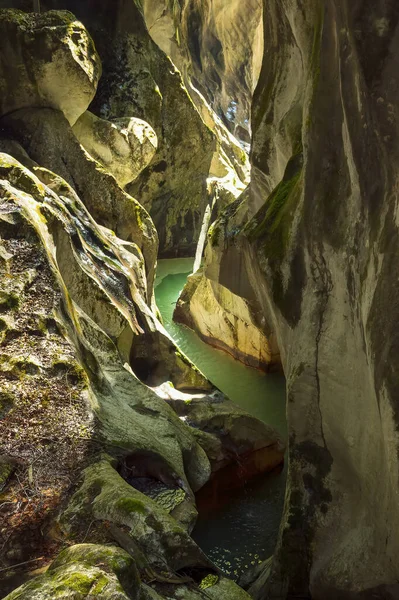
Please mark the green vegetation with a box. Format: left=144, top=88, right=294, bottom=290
left=56, top=572, right=94, bottom=595
left=88, top=573, right=109, bottom=595
left=209, top=223, right=221, bottom=247
left=0, top=291, right=19, bottom=313
left=246, top=153, right=303, bottom=261
left=115, top=496, right=147, bottom=516
left=199, top=573, right=219, bottom=589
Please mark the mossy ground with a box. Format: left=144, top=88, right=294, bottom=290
left=0, top=224, right=97, bottom=592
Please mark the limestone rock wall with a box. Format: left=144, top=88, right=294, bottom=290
left=178, top=0, right=399, bottom=598
left=140, top=0, right=263, bottom=143
left=0, top=9, right=284, bottom=599
left=30, top=0, right=249, bottom=258
left=175, top=192, right=282, bottom=372
left=2, top=0, right=252, bottom=258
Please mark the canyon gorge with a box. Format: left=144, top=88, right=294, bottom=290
left=0, top=1, right=398, bottom=600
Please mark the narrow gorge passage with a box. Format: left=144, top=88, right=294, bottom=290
left=155, top=258, right=287, bottom=579
left=4, top=1, right=399, bottom=597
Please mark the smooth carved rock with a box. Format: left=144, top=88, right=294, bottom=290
left=137, top=0, right=253, bottom=220
left=175, top=270, right=280, bottom=371
left=175, top=193, right=281, bottom=372
left=0, top=153, right=273, bottom=600
left=73, top=111, right=158, bottom=188
left=0, top=9, right=101, bottom=125
left=178, top=1, right=399, bottom=598
left=0, top=153, right=207, bottom=393
left=1, top=107, right=158, bottom=298
left=140, top=0, right=263, bottom=142
left=61, top=457, right=211, bottom=573
left=80, top=0, right=217, bottom=257
left=162, top=388, right=285, bottom=474
left=4, top=1, right=248, bottom=260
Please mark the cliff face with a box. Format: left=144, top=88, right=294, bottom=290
left=7, top=0, right=249, bottom=258
left=179, top=1, right=399, bottom=598
left=2, top=0, right=398, bottom=598
left=140, top=0, right=263, bottom=143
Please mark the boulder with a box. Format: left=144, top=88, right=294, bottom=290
left=0, top=9, right=101, bottom=125
left=3, top=544, right=140, bottom=600
left=73, top=111, right=158, bottom=188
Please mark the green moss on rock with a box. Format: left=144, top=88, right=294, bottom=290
left=209, top=223, right=221, bottom=247
left=0, top=291, right=19, bottom=313
left=0, top=460, right=14, bottom=492
left=246, top=153, right=303, bottom=261
left=56, top=571, right=94, bottom=595
left=4, top=544, right=139, bottom=599
left=199, top=574, right=219, bottom=589
left=116, top=497, right=147, bottom=516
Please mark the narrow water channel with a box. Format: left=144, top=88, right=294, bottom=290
left=155, top=258, right=287, bottom=580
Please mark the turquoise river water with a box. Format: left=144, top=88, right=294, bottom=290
left=155, top=258, right=287, bottom=580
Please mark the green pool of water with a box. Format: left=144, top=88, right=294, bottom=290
left=155, top=258, right=287, bottom=579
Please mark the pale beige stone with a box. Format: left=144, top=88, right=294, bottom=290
left=0, top=10, right=101, bottom=125
left=73, top=112, right=157, bottom=187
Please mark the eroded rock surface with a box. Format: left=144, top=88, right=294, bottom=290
left=140, top=0, right=263, bottom=142
left=0, top=8, right=283, bottom=600
left=178, top=1, right=399, bottom=599
left=0, top=147, right=278, bottom=600
left=0, top=9, right=101, bottom=125
left=0, top=107, right=158, bottom=298
left=175, top=193, right=281, bottom=371
left=73, top=111, right=158, bottom=188
left=84, top=0, right=219, bottom=257
left=3, top=0, right=252, bottom=261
